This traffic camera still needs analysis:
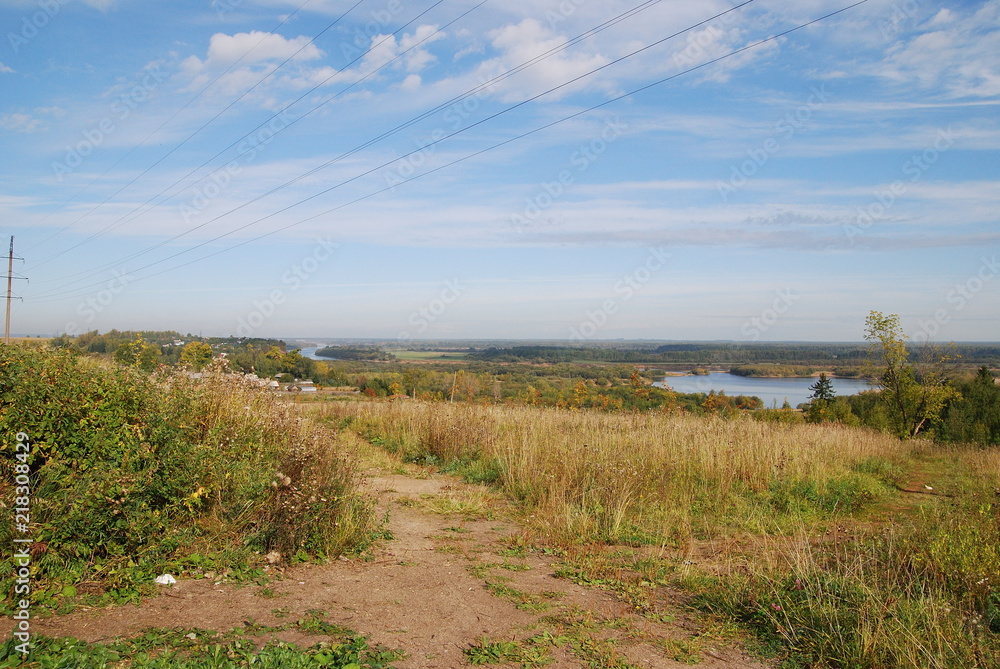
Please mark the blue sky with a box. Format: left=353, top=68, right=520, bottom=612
left=1, top=0, right=998, bottom=342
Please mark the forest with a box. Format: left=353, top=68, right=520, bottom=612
left=49, top=319, right=1000, bottom=445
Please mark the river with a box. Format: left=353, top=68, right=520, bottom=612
left=654, top=373, right=874, bottom=408
left=297, top=347, right=329, bottom=360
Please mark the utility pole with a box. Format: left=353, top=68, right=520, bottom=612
left=4, top=237, right=26, bottom=344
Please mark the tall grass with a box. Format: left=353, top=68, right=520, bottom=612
left=316, top=398, right=1000, bottom=666
left=315, top=400, right=912, bottom=543
left=0, top=345, right=375, bottom=608
left=690, top=449, right=1000, bottom=668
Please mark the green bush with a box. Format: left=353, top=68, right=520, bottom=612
left=767, top=473, right=890, bottom=515
left=0, top=344, right=374, bottom=609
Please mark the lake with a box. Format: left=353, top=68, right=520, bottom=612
left=654, top=373, right=874, bottom=408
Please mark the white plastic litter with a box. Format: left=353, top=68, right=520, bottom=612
left=154, top=574, right=177, bottom=585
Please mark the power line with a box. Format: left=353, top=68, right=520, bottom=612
left=29, top=0, right=446, bottom=270
left=30, top=0, right=680, bottom=290
left=34, top=0, right=657, bottom=288
left=21, top=0, right=319, bottom=245
left=28, top=0, right=372, bottom=266
left=31, top=0, right=870, bottom=305
left=31, top=0, right=758, bottom=300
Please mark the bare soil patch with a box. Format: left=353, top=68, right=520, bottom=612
left=4, top=472, right=772, bottom=668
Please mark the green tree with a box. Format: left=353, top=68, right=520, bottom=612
left=113, top=334, right=161, bottom=372
left=864, top=310, right=956, bottom=438
left=180, top=341, right=214, bottom=371
left=809, top=373, right=836, bottom=402
left=806, top=373, right=836, bottom=423
left=280, top=349, right=316, bottom=379
left=938, top=366, right=1000, bottom=444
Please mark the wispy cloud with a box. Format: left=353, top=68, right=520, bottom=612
left=869, top=0, right=1000, bottom=98
left=1, top=112, right=45, bottom=133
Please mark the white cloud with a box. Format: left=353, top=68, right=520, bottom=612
left=35, top=106, right=66, bottom=117
left=203, top=31, right=323, bottom=68
left=400, top=24, right=444, bottom=72
left=81, top=0, right=119, bottom=10
left=356, top=25, right=444, bottom=79
left=0, top=113, right=44, bottom=133
left=178, top=31, right=339, bottom=102
left=0, top=62, right=13, bottom=74
left=873, top=0, right=1000, bottom=98
left=928, top=9, right=956, bottom=27
left=667, top=18, right=782, bottom=84
left=479, top=19, right=610, bottom=102
left=400, top=74, right=422, bottom=92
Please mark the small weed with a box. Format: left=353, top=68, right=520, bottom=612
left=465, top=638, right=520, bottom=665
left=485, top=580, right=553, bottom=614
left=0, top=624, right=405, bottom=668
left=528, top=630, right=572, bottom=647
left=465, top=636, right=552, bottom=667
left=518, top=600, right=552, bottom=614
left=499, top=560, right=531, bottom=572
left=570, top=634, right=637, bottom=669
left=658, top=638, right=702, bottom=664
left=485, top=580, right=523, bottom=599
left=498, top=546, right=528, bottom=558
left=467, top=563, right=493, bottom=579
left=296, top=609, right=350, bottom=636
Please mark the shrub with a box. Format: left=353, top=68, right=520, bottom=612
left=0, top=344, right=373, bottom=608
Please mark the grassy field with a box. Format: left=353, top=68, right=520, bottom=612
left=4, top=340, right=998, bottom=667
left=312, top=399, right=1000, bottom=668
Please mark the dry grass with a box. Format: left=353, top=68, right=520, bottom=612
left=307, top=398, right=1000, bottom=667
left=311, top=400, right=914, bottom=543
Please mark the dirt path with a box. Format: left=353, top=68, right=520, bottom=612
left=7, top=472, right=772, bottom=668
